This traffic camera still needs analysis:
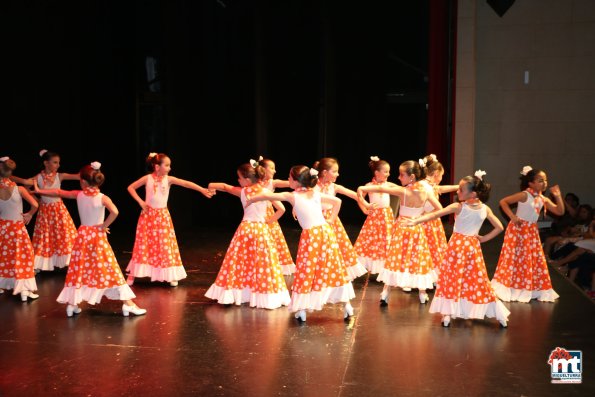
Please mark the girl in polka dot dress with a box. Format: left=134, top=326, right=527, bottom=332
left=205, top=161, right=291, bottom=309
left=256, top=156, right=296, bottom=276
left=418, top=154, right=459, bottom=279
left=353, top=156, right=396, bottom=275
left=35, top=162, right=146, bottom=317
left=0, top=157, right=39, bottom=301
left=248, top=165, right=355, bottom=322
left=126, top=153, right=213, bottom=287
left=491, top=166, right=565, bottom=303
left=407, top=171, right=510, bottom=328
left=313, top=157, right=369, bottom=281
left=357, top=160, right=442, bottom=305
left=30, top=150, right=79, bottom=272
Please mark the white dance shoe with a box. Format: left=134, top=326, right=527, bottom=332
left=294, top=310, right=306, bottom=322
left=442, top=315, right=451, bottom=327
left=402, top=287, right=412, bottom=292
left=122, top=304, right=147, bottom=317
left=380, top=288, right=390, bottom=306
left=344, top=303, right=354, bottom=320
left=20, top=291, right=40, bottom=302
left=419, top=292, right=429, bottom=304
left=169, top=281, right=179, bottom=287
left=66, top=305, right=82, bottom=317
left=499, top=320, right=508, bottom=328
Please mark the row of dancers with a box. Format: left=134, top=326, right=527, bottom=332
left=0, top=151, right=565, bottom=327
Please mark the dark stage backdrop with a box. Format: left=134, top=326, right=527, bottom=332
left=7, top=0, right=449, bottom=246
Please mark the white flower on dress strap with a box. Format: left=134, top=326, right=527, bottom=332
left=309, top=168, right=319, bottom=176
left=148, top=152, right=158, bottom=159
left=249, top=159, right=258, bottom=168
left=520, top=165, right=533, bottom=176
left=370, top=156, right=379, bottom=162
left=90, top=161, right=102, bottom=170
left=474, top=169, right=486, bottom=180
left=428, top=154, right=437, bottom=162
left=0, top=156, right=9, bottom=162
left=39, top=149, right=48, bottom=157
left=419, top=158, right=427, bottom=167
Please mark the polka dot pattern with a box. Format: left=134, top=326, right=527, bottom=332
left=63, top=226, right=127, bottom=290
left=127, top=206, right=184, bottom=277
left=354, top=207, right=394, bottom=272
left=0, top=219, right=35, bottom=282
left=492, top=221, right=555, bottom=295
left=32, top=201, right=77, bottom=269
left=435, top=232, right=498, bottom=304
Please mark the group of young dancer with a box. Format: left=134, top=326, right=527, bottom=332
left=0, top=150, right=565, bottom=328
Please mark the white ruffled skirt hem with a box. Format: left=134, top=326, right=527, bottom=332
left=281, top=264, right=296, bottom=276
left=429, top=296, right=510, bottom=322
left=34, top=254, right=70, bottom=271
left=346, top=262, right=368, bottom=280
left=491, top=280, right=559, bottom=303
left=288, top=283, right=355, bottom=312
left=57, top=284, right=136, bottom=306
left=359, top=257, right=385, bottom=274
left=204, top=284, right=291, bottom=309
left=377, top=269, right=436, bottom=290
left=0, top=277, right=38, bottom=294
left=126, top=263, right=187, bottom=282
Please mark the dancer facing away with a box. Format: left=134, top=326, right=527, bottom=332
left=126, top=153, right=213, bottom=287
left=204, top=162, right=291, bottom=309
left=30, top=149, right=79, bottom=272
left=248, top=165, right=355, bottom=322
left=418, top=154, right=459, bottom=278
left=357, top=160, right=442, bottom=305
left=34, top=162, right=146, bottom=317
left=353, top=156, right=396, bottom=275
left=491, top=166, right=565, bottom=302
left=407, top=170, right=510, bottom=328
left=313, top=157, right=369, bottom=281
left=257, top=156, right=295, bottom=275
left=0, top=157, right=39, bottom=301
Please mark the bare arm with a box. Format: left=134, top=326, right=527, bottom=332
left=267, top=200, right=286, bottom=223
left=127, top=175, right=149, bottom=210
left=336, top=184, right=370, bottom=214
left=477, top=206, right=504, bottom=243
left=100, top=195, right=119, bottom=231
left=248, top=190, right=295, bottom=206
left=426, top=194, right=443, bottom=212
left=207, top=182, right=242, bottom=198
left=33, top=181, right=79, bottom=200
left=544, top=185, right=564, bottom=217
left=19, top=186, right=39, bottom=225
left=435, top=184, right=459, bottom=194
left=10, top=175, right=35, bottom=186
left=407, top=202, right=461, bottom=226
left=169, top=176, right=213, bottom=198
left=321, top=193, right=341, bottom=223
left=499, top=191, right=527, bottom=226
left=272, top=179, right=290, bottom=189
left=59, top=173, right=81, bottom=181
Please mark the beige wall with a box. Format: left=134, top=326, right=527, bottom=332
left=455, top=0, right=595, bottom=214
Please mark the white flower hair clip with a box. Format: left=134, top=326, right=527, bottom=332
left=418, top=158, right=427, bottom=167
left=370, top=156, right=379, bottom=162
left=258, top=155, right=263, bottom=162
left=520, top=165, right=533, bottom=176
left=0, top=156, right=9, bottom=162
left=249, top=159, right=258, bottom=168
left=90, top=161, right=102, bottom=170
left=428, top=154, right=437, bottom=162
left=309, top=168, right=319, bottom=177
left=474, top=169, right=487, bottom=180
left=39, top=149, right=48, bottom=157
left=148, top=152, right=158, bottom=159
